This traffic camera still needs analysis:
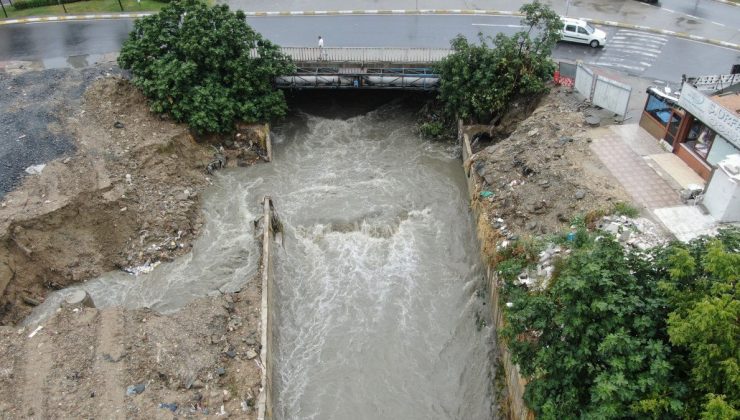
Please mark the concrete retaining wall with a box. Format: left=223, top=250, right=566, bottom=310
left=460, top=131, right=534, bottom=420
left=257, top=197, right=277, bottom=420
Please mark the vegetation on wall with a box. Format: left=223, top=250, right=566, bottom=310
left=118, top=0, right=294, bottom=134
left=435, top=2, right=561, bottom=123
left=497, top=228, right=739, bottom=419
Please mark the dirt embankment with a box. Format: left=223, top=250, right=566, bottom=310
left=0, top=291, right=263, bottom=419
left=464, top=87, right=631, bottom=258
left=0, top=70, right=267, bottom=418
left=0, top=77, right=217, bottom=324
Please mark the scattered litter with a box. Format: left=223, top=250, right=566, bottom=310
left=28, top=325, right=43, bottom=338
left=158, top=403, right=177, bottom=412
left=597, top=215, right=667, bottom=251
left=480, top=191, right=494, bottom=198
left=123, top=261, right=161, bottom=276
left=24, top=164, right=46, bottom=175
left=126, top=383, right=146, bottom=396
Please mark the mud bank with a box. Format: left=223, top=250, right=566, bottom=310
left=0, top=69, right=272, bottom=417
left=0, top=73, right=270, bottom=325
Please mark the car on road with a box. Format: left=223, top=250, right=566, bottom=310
left=559, top=18, right=607, bottom=48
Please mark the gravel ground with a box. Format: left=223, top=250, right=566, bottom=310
left=0, top=66, right=121, bottom=199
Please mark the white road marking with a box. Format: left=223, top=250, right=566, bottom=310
left=608, top=48, right=661, bottom=57
left=472, top=23, right=526, bottom=28
left=594, top=62, right=646, bottom=72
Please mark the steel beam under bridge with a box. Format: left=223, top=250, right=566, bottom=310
left=272, top=47, right=452, bottom=90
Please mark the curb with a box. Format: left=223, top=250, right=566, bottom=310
left=1, top=9, right=738, bottom=50
left=713, top=0, right=740, bottom=6
left=0, top=12, right=152, bottom=25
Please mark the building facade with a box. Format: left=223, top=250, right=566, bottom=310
left=639, top=83, right=740, bottom=181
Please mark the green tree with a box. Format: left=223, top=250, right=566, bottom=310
left=501, top=236, right=682, bottom=418
left=660, top=231, right=739, bottom=418
left=500, top=228, right=740, bottom=418
left=118, top=0, right=294, bottom=134
left=435, top=2, right=560, bottom=122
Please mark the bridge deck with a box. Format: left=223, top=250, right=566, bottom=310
left=269, top=48, right=451, bottom=90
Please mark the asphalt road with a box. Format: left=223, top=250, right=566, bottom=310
left=658, top=0, right=740, bottom=29
left=1, top=15, right=739, bottom=81
left=220, top=0, right=740, bottom=43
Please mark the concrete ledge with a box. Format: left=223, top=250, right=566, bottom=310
left=1, top=9, right=737, bottom=50
left=460, top=130, right=533, bottom=420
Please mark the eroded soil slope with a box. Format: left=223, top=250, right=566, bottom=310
left=0, top=68, right=264, bottom=418
left=464, top=87, right=632, bottom=257
left=0, top=76, right=214, bottom=324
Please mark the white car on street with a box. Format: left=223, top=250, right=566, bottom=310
left=559, top=18, right=607, bottom=48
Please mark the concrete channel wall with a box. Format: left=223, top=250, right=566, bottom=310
left=257, top=197, right=277, bottom=420
left=460, top=130, right=534, bottom=420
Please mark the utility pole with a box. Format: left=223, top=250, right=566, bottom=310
left=565, top=0, right=571, bottom=16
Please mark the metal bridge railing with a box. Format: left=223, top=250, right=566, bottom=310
left=276, top=47, right=453, bottom=64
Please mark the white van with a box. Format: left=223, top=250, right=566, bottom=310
left=559, top=18, right=607, bottom=48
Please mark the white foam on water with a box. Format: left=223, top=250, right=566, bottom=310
left=262, top=106, right=495, bottom=420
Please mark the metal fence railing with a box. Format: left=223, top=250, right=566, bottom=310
left=270, top=47, right=453, bottom=64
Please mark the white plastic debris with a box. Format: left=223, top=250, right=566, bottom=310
left=24, top=164, right=46, bottom=175
left=28, top=325, right=43, bottom=338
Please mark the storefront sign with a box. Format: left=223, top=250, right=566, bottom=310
left=679, top=83, right=740, bottom=149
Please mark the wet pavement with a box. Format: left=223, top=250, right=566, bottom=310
left=0, top=20, right=133, bottom=61
left=1, top=15, right=736, bottom=83
left=220, top=0, right=740, bottom=44
left=0, top=66, right=119, bottom=199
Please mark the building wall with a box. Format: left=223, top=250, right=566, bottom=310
left=707, top=135, right=740, bottom=166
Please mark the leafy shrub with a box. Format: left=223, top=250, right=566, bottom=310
left=118, top=0, right=295, bottom=134
left=613, top=201, right=640, bottom=218
left=435, top=3, right=561, bottom=122
left=12, top=0, right=84, bottom=10
left=418, top=121, right=445, bottom=138
left=500, top=227, right=740, bottom=418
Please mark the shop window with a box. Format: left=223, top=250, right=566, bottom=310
left=645, top=92, right=672, bottom=126
left=685, top=121, right=716, bottom=160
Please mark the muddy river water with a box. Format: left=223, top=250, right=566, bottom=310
left=28, top=94, right=496, bottom=419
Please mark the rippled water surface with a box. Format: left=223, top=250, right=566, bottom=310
left=265, top=96, right=495, bottom=420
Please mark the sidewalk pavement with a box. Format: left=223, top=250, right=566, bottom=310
left=586, top=83, right=723, bottom=241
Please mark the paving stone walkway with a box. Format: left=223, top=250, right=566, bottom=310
left=590, top=127, right=682, bottom=210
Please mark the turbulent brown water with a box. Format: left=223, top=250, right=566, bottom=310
left=263, top=94, right=496, bottom=419
left=27, top=92, right=497, bottom=419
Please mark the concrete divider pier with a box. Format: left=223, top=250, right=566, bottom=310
left=257, top=196, right=278, bottom=420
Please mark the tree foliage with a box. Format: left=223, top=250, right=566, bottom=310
left=435, top=2, right=560, bottom=122
left=118, top=0, right=294, bottom=134
left=500, top=228, right=740, bottom=418
left=659, top=232, right=740, bottom=417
